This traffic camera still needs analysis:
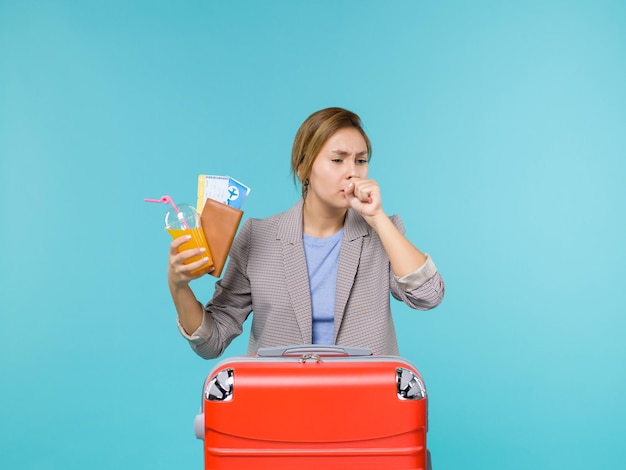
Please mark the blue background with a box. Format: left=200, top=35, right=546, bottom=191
left=1, top=1, right=625, bottom=468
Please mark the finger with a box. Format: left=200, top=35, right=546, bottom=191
left=353, top=183, right=374, bottom=203
left=357, top=180, right=379, bottom=201
left=184, top=256, right=213, bottom=275
left=170, top=235, right=192, bottom=254
left=170, top=255, right=212, bottom=281
left=178, top=246, right=208, bottom=262
left=169, top=248, right=204, bottom=271
left=343, top=181, right=356, bottom=197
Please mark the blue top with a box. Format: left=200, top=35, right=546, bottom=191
left=302, top=228, right=344, bottom=344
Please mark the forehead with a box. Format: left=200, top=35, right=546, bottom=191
left=321, top=127, right=368, bottom=153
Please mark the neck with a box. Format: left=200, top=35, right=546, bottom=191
left=302, top=198, right=346, bottom=238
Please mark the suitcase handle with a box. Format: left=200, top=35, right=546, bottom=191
left=257, top=344, right=373, bottom=357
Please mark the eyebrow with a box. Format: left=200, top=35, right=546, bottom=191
left=331, top=149, right=369, bottom=156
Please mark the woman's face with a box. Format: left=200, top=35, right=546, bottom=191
left=305, top=127, right=369, bottom=211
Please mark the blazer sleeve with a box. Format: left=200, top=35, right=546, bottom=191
left=178, top=219, right=254, bottom=359
left=388, top=215, right=445, bottom=310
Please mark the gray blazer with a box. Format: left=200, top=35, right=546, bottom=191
left=179, top=199, right=445, bottom=358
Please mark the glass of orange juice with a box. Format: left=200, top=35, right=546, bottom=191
left=165, top=204, right=213, bottom=274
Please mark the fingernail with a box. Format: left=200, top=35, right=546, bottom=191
left=199, top=247, right=206, bottom=252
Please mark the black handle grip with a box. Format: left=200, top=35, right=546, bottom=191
left=257, top=344, right=372, bottom=357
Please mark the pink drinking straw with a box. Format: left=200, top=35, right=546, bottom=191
left=144, top=195, right=191, bottom=229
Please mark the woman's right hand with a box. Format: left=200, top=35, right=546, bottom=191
left=167, top=235, right=214, bottom=289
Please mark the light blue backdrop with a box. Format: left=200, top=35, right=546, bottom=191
left=1, top=1, right=625, bottom=469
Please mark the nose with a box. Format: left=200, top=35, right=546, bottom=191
left=346, top=159, right=357, bottom=179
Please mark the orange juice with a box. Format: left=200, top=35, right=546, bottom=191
left=167, top=227, right=213, bottom=274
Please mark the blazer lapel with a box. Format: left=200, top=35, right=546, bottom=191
left=334, top=209, right=369, bottom=342
left=277, top=200, right=313, bottom=343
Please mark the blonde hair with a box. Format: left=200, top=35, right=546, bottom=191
left=291, top=107, right=372, bottom=197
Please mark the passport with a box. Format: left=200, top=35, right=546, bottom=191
left=199, top=197, right=244, bottom=278
left=196, top=174, right=249, bottom=277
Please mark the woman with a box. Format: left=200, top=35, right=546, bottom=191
left=168, top=107, right=445, bottom=359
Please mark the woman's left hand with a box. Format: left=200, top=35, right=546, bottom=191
left=343, top=177, right=384, bottom=220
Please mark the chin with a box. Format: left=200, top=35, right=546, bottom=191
left=335, top=199, right=351, bottom=209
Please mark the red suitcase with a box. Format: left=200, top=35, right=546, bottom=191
left=194, top=345, right=430, bottom=470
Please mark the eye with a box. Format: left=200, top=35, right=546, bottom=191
left=357, top=158, right=368, bottom=164
left=331, top=158, right=343, bottom=163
